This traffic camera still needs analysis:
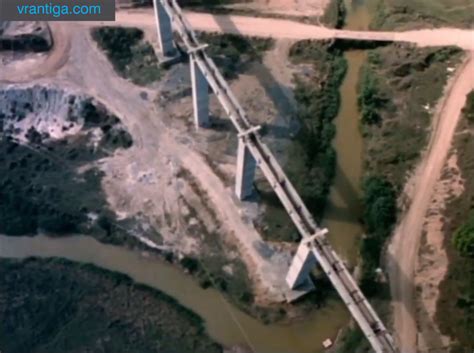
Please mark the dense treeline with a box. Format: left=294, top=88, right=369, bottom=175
left=360, top=176, right=397, bottom=296
left=358, top=67, right=387, bottom=125
left=288, top=40, right=347, bottom=221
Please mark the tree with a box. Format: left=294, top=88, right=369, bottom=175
left=362, top=176, right=397, bottom=234
left=462, top=91, right=474, bottom=123
left=453, top=213, right=474, bottom=258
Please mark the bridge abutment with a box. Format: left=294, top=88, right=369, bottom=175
left=153, top=0, right=176, bottom=58
left=235, top=138, right=257, bottom=200
left=190, top=55, right=210, bottom=128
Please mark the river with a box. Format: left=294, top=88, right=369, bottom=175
left=0, top=2, right=373, bottom=352
left=324, top=0, right=374, bottom=265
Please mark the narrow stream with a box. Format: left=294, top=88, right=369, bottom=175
left=324, top=0, right=373, bottom=265
left=0, top=2, right=374, bottom=352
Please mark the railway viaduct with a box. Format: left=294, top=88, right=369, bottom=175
left=152, top=0, right=399, bottom=351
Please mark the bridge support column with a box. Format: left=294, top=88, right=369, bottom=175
left=235, top=138, right=256, bottom=200
left=153, top=0, right=176, bottom=57
left=286, top=240, right=317, bottom=289
left=190, top=55, right=210, bottom=128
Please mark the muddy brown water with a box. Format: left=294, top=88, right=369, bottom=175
left=0, top=234, right=347, bottom=353
left=324, top=0, right=374, bottom=265
left=0, top=2, right=374, bottom=352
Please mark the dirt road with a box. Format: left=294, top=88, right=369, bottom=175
left=55, top=27, right=291, bottom=301
left=388, top=52, right=474, bottom=352
left=0, top=22, right=70, bottom=83
left=3, top=10, right=473, bottom=83
left=108, top=9, right=474, bottom=50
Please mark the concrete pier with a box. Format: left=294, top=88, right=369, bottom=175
left=286, top=240, right=317, bottom=289
left=190, top=55, right=210, bottom=128
left=153, top=0, right=176, bottom=57
left=235, top=138, right=257, bottom=200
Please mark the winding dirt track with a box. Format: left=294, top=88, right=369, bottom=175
left=388, top=52, right=474, bottom=352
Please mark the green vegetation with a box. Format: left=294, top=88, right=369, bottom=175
left=197, top=32, right=274, bottom=79
left=438, top=91, right=474, bottom=349
left=179, top=244, right=256, bottom=318
left=0, top=258, right=222, bottom=353
left=258, top=40, right=347, bottom=242
left=321, top=0, right=346, bottom=28
left=92, top=27, right=161, bottom=86
left=359, top=44, right=462, bottom=191
left=372, top=0, right=474, bottom=29
left=453, top=212, right=474, bottom=258
left=462, top=91, right=474, bottom=123
left=358, top=67, right=386, bottom=125
left=0, top=90, right=140, bottom=246
left=358, top=44, right=462, bottom=297
left=337, top=328, right=365, bottom=353
left=289, top=44, right=346, bottom=218
left=360, top=176, right=396, bottom=295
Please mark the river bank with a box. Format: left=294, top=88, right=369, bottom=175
left=0, top=234, right=348, bottom=353
left=0, top=257, right=222, bottom=353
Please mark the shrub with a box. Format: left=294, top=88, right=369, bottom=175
left=358, top=68, right=386, bottom=125
left=462, top=91, right=474, bottom=123
left=91, top=27, right=161, bottom=85
left=453, top=212, right=474, bottom=258
left=360, top=176, right=397, bottom=296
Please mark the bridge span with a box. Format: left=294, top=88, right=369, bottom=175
left=152, top=0, right=399, bottom=351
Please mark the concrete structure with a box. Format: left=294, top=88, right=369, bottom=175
left=286, top=230, right=323, bottom=289
left=190, top=54, right=210, bottom=128
left=235, top=137, right=257, bottom=199
left=152, top=0, right=175, bottom=58
left=152, top=1, right=399, bottom=352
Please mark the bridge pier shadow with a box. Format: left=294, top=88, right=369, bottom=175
left=205, top=13, right=298, bottom=143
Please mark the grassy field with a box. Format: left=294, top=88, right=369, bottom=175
left=0, top=258, right=222, bottom=353
left=360, top=44, right=462, bottom=191
left=372, top=0, right=474, bottom=29
left=357, top=43, right=463, bottom=294
left=92, top=27, right=162, bottom=86
left=437, top=91, right=474, bottom=351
